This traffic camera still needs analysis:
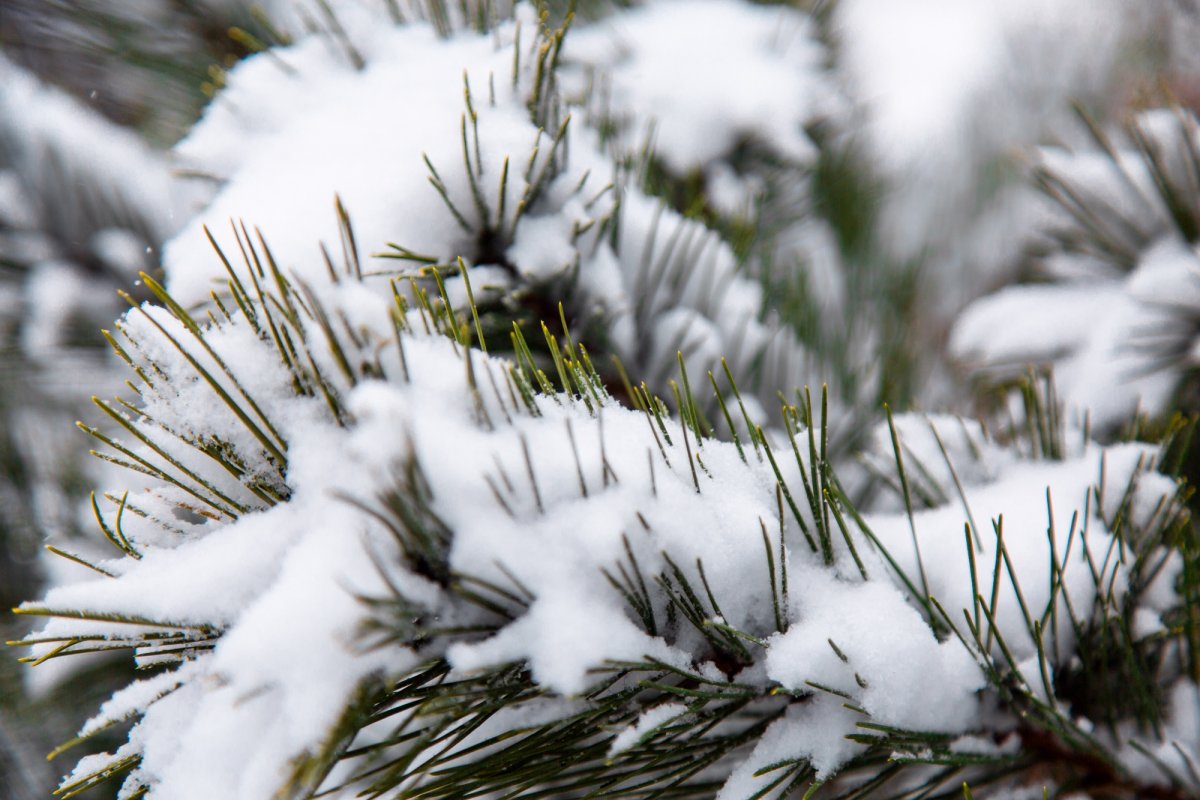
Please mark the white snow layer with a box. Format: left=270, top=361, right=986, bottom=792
left=834, top=0, right=1126, bottom=174
left=951, top=110, right=1200, bottom=430
left=0, top=53, right=181, bottom=255
left=559, top=0, right=852, bottom=355
left=562, top=0, right=831, bottom=172
left=16, top=2, right=1196, bottom=798
left=832, top=0, right=1139, bottom=317
left=25, top=275, right=1184, bottom=796
left=160, top=2, right=820, bottom=419
left=165, top=11, right=546, bottom=305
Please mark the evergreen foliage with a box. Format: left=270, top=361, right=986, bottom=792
left=952, top=105, right=1200, bottom=432
left=3, top=1, right=1200, bottom=799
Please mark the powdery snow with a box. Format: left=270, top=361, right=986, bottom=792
left=607, top=702, right=689, bottom=758
left=563, top=0, right=831, bottom=172
left=0, top=53, right=181, bottom=258
left=832, top=0, right=1140, bottom=319
left=11, top=3, right=1198, bottom=798
left=165, top=12, right=551, bottom=305
left=23, top=264, right=1186, bottom=796
left=155, top=0, right=833, bottom=442
left=952, top=232, right=1200, bottom=431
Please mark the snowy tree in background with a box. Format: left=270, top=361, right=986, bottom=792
left=952, top=109, right=1200, bottom=432
left=3, top=1, right=1200, bottom=799
left=0, top=51, right=192, bottom=799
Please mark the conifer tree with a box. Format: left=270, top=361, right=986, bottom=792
left=3, top=2, right=1200, bottom=799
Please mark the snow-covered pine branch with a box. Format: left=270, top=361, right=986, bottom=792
left=952, top=108, right=1200, bottom=432
left=158, top=0, right=850, bottom=446
left=13, top=214, right=1198, bottom=798
left=5, top=2, right=1200, bottom=799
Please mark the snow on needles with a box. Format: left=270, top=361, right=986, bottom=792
left=952, top=110, right=1200, bottom=430
left=24, top=250, right=1184, bottom=796
left=165, top=10, right=548, bottom=305
left=162, top=0, right=823, bottom=430
left=13, top=3, right=1197, bottom=799
left=562, top=0, right=831, bottom=173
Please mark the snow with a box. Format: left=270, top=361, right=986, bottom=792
left=79, top=663, right=199, bottom=738
left=505, top=212, right=580, bottom=280
left=0, top=54, right=196, bottom=701
left=765, top=575, right=984, bottom=752
left=554, top=0, right=859, bottom=421
left=0, top=54, right=181, bottom=255
left=860, top=413, right=1015, bottom=513
left=158, top=0, right=823, bottom=431
left=25, top=264, right=1186, bottom=796
left=563, top=0, right=831, bottom=172
left=608, top=702, right=688, bottom=758
left=9, top=2, right=1199, bottom=798
left=20, top=262, right=116, bottom=357
left=1119, top=680, right=1200, bottom=788
left=950, top=109, right=1200, bottom=425
left=19, top=289, right=783, bottom=791
left=834, top=0, right=1124, bottom=172
left=718, top=699, right=860, bottom=790
left=165, top=16, right=541, bottom=305
left=863, top=416, right=1179, bottom=668
left=952, top=230, right=1200, bottom=431
left=832, top=0, right=1141, bottom=319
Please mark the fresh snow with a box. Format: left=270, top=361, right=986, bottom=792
left=8, top=1, right=1199, bottom=799
left=161, top=1, right=823, bottom=428
left=562, top=0, right=832, bottom=172
left=952, top=110, right=1200, bottom=431
left=25, top=272, right=1186, bottom=795
left=165, top=11, right=550, bottom=305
